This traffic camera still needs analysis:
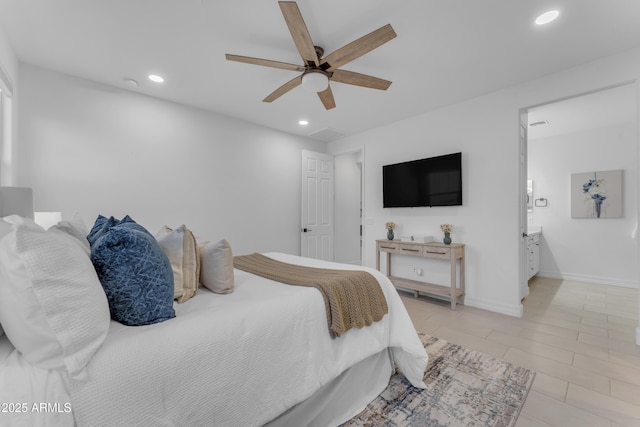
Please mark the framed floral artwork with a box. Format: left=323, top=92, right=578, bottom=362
left=570, top=169, right=622, bottom=218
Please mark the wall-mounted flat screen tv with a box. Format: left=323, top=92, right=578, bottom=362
left=383, top=152, right=462, bottom=208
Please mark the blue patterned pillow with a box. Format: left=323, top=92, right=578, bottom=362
left=89, top=215, right=175, bottom=326
left=87, top=215, right=117, bottom=246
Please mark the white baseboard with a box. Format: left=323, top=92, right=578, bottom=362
left=464, top=295, right=523, bottom=318
left=537, top=271, right=639, bottom=289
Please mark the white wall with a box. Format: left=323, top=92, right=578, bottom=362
left=334, top=151, right=362, bottom=264
left=529, top=122, right=638, bottom=287
left=328, top=48, right=640, bottom=318
left=16, top=64, right=326, bottom=256
left=0, top=21, right=18, bottom=185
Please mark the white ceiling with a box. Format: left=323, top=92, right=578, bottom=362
left=1, top=0, right=640, bottom=142
left=528, top=84, right=637, bottom=141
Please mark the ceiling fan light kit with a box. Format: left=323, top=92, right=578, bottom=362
left=301, top=70, right=329, bottom=93
left=226, top=1, right=396, bottom=110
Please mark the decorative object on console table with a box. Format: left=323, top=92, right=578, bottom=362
left=440, top=223, right=452, bottom=245
left=385, top=221, right=396, bottom=240
left=443, top=232, right=451, bottom=245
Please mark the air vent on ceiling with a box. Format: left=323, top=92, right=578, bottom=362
left=309, top=127, right=346, bottom=142
left=529, top=120, right=549, bottom=127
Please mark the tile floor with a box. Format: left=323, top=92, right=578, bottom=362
left=400, top=276, right=640, bottom=427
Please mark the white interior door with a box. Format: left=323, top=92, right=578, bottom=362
left=301, top=150, right=334, bottom=261
left=519, top=109, right=530, bottom=303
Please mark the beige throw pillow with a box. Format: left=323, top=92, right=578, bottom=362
left=155, top=225, right=199, bottom=303
left=199, top=239, right=234, bottom=294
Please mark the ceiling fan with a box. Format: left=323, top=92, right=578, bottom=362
left=225, top=1, right=397, bottom=110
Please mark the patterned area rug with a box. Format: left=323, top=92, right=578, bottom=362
left=343, top=333, right=535, bottom=427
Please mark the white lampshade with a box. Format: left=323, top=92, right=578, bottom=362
left=301, top=71, right=329, bottom=93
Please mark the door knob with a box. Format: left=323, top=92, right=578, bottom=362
left=302, top=228, right=313, bottom=232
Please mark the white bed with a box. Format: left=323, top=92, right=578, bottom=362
left=0, top=188, right=428, bottom=427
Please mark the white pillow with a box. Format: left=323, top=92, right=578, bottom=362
left=49, top=211, right=90, bottom=255
left=0, top=215, right=110, bottom=379
left=199, top=239, right=234, bottom=294
left=155, top=225, right=199, bottom=303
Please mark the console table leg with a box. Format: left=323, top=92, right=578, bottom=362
left=460, top=248, right=465, bottom=305
left=386, top=252, right=391, bottom=276
left=450, top=256, right=457, bottom=310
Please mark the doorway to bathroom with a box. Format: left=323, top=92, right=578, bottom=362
left=521, top=83, right=638, bottom=299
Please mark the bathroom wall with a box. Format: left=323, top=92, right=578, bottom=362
left=529, top=121, right=638, bottom=286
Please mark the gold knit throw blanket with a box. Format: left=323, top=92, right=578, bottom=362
left=233, top=253, right=388, bottom=338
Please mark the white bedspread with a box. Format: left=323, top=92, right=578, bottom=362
left=2, top=253, right=428, bottom=427
left=0, top=337, right=74, bottom=427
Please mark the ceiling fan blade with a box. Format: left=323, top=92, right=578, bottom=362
left=323, top=24, right=397, bottom=71
left=263, top=75, right=303, bottom=103
left=225, top=54, right=305, bottom=72
left=279, top=1, right=319, bottom=66
left=317, top=86, right=336, bottom=110
left=330, top=69, right=391, bottom=90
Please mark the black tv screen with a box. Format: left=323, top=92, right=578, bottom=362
left=383, top=152, right=462, bottom=207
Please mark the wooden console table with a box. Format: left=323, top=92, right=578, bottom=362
left=376, top=239, right=465, bottom=310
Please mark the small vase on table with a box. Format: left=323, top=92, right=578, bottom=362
left=385, top=221, right=396, bottom=241
left=440, top=224, right=453, bottom=245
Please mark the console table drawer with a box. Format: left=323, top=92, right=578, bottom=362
left=398, top=244, right=423, bottom=256
left=423, top=247, right=451, bottom=259
left=377, top=242, right=399, bottom=253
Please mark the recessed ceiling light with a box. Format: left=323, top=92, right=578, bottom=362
left=123, top=78, right=138, bottom=87
left=535, top=10, right=559, bottom=25
left=148, top=74, right=164, bottom=83
left=298, top=120, right=309, bottom=126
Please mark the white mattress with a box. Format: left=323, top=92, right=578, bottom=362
left=0, top=253, right=428, bottom=427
